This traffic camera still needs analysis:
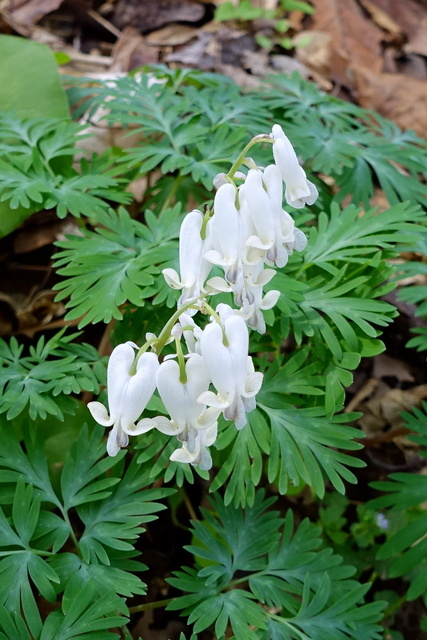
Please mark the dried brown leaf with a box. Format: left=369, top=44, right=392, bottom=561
left=353, top=65, right=427, bottom=137
left=309, top=0, right=383, bottom=88
left=112, top=0, right=205, bottom=33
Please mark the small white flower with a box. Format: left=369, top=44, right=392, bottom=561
left=204, top=183, right=241, bottom=282
left=152, top=354, right=219, bottom=470
left=241, top=169, right=276, bottom=251
left=376, top=513, right=389, bottom=531
left=163, top=210, right=212, bottom=310
left=88, top=343, right=159, bottom=456
left=271, top=124, right=318, bottom=209
left=170, top=423, right=218, bottom=471
left=198, top=304, right=263, bottom=429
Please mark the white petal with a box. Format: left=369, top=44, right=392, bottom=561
left=244, top=369, right=264, bottom=398
left=254, top=269, right=276, bottom=287
left=106, top=423, right=128, bottom=457
left=156, top=359, right=187, bottom=428
left=205, top=276, right=231, bottom=292
left=170, top=443, right=198, bottom=465
left=200, top=322, right=235, bottom=404
left=294, top=228, right=308, bottom=252
left=263, top=164, right=283, bottom=210
left=197, top=390, right=230, bottom=409
left=162, top=268, right=183, bottom=289
left=197, top=406, right=220, bottom=429
left=245, top=234, right=272, bottom=251
left=120, top=352, right=159, bottom=429
left=243, top=170, right=275, bottom=247
left=204, top=249, right=227, bottom=267
left=107, top=343, right=135, bottom=421
left=260, top=289, right=280, bottom=310
left=87, top=401, right=113, bottom=427
left=129, top=417, right=158, bottom=435
left=154, top=416, right=182, bottom=435
left=179, top=210, right=204, bottom=287
left=211, top=183, right=240, bottom=266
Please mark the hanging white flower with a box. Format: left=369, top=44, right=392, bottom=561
left=262, top=164, right=307, bottom=267
left=234, top=262, right=280, bottom=334
left=170, top=423, right=218, bottom=471
left=87, top=343, right=159, bottom=456
left=204, top=183, right=241, bottom=284
left=198, top=304, right=263, bottom=429
left=163, top=209, right=213, bottom=310
left=271, top=124, right=318, bottom=209
left=148, top=353, right=220, bottom=470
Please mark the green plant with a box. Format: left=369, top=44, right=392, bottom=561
left=0, top=64, right=426, bottom=638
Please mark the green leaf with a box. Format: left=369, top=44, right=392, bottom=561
left=169, top=493, right=384, bottom=640
left=53, top=205, right=181, bottom=327
left=40, top=582, right=127, bottom=640
left=0, top=35, right=69, bottom=119
left=0, top=330, right=105, bottom=420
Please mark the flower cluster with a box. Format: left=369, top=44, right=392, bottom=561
left=163, top=124, right=316, bottom=333
left=88, top=125, right=317, bottom=470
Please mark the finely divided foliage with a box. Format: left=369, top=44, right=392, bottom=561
left=0, top=65, right=426, bottom=638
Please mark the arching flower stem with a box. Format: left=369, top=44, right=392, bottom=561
left=227, top=134, right=273, bottom=179
left=202, top=300, right=229, bottom=347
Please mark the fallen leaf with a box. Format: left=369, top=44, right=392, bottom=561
left=366, top=0, right=426, bottom=39
left=270, top=54, right=311, bottom=78
left=358, top=0, right=402, bottom=36
left=146, top=23, right=197, bottom=46
left=4, top=0, right=64, bottom=26
left=309, top=0, right=383, bottom=88
left=293, top=30, right=332, bottom=77
left=111, top=26, right=159, bottom=71
left=359, top=384, right=427, bottom=435
left=404, top=21, right=427, bottom=57
left=113, top=0, right=205, bottom=33
left=372, top=354, right=415, bottom=383
left=353, top=66, right=427, bottom=137
left=218, top=63, right=263, bottom=88
left=166, top=32, right=216, bottom=68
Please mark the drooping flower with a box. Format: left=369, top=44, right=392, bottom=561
left=234, top=262, right=280, bottom=334
left=198, top=304, right=263, bottom=429
left=163, top=210, right=213, bottom=310
left=271, top=124, right=318, bottom=209
left=170, top=423, right=218, bottom=471
left=152, top=353, right=219, bottom=470
left=87, top=343, right=159, bottom=456
left=204, top=183, right=241, bottom=284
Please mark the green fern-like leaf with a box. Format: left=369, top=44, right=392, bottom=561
left=53, top=205, right=181, bottom=327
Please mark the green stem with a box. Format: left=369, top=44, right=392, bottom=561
left=129, top=336, right=157, bottom=375
left=160, top=174, right=184, bottom=215
left=227, top=134, right=273, bottom=179
left=268, top=614, right=306, bottom=638
left=382, top=594, right=407, bottom=619
left=154, top=299, right=200, bottom=354
left=128, top=597, right=174, bottom=614
left=0, top=548, right=53, bottom=557
left=202, top=301, right=228, bottom=346
left=61, top=509, right=81, bottom=557
left=176, top=337, right=187, bottom=383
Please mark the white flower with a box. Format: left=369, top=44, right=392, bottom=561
left=271, top=124, right=318, bottom=209
left=153, top=354, right=219, bottom=470
left=241, top=169, right=276, bottom=252
left=87, top=343, right=159, bottom=456
left=198, top=304, right=263, bottom=429
left=170, top=423, right=218, bottom=471
left=237, top=264, right=280, bottom=333
left=204, top=183, right=241, bottom=283
left=163, top=210, right=212, bottom=310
